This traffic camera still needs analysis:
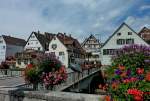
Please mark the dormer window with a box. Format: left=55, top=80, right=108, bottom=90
left=128, top=32, right=132, bottom=35
left=117, top=33, right=121, bottom=36
left=52, top=44, right=57, bottom=50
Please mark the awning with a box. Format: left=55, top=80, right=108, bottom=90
left=69, top=63, right=82, bottom=72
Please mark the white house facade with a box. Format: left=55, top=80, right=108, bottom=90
left=0, top=35, right=26, bottom=64
left=101, top=23, right=149, bottom=65
left=82, top=34, right=101, bottom=62
left=48, top=36, right=69, bottom=67
left=24, top=32, right=54, bottom=52
left=24, top=32, right=45, bottom=51
left=47, top=33, right=85, bottom=68
left=0, top=36, right=6, bottom=63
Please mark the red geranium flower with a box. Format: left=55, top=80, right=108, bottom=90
left=127, top=88, right=143, bottom=96
left=134, top=95, right=143, bottom=101
left=130, top=77, right=137, bottom=82
left=136, top=68, right=144, bottom=74
left=145, top=72, right=150, bottom=81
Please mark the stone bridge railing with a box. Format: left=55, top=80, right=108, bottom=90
left=19, top=67, right=101, bottom=91
left=0, top=87, right=105, bottom=101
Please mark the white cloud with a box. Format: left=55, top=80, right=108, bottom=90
left=125, top=16, right=136, bottom=25
left=140, top=5, right=150, bottom=11
left=0, top=0, right=149, bottom=42
left=125, top=16, right=150, bottom=32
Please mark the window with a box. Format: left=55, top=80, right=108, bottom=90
left=117, top=39, right=125, bottom=45
left=36, top=42, right=38, bottom=44
left=3, top=46, right=5, bottom=49
left=128, top=32, right=132, bottom=35
left=59, top=52, right=64, bottom=56
left=38, top=47, right=41, bottom=50
left=18, top=59, right=21, bottom=65
left=103, top=49, right=116, bottom=55
left=117, top=33, right=121, bottom=36
left=51, top=44, right=57, bottom=50
left=126, top=39, right=134, bottom=44
left=24, top=59, right=28, bottom=65
left=28, top=43, right=30, bottom=45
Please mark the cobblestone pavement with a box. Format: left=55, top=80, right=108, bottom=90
left=0, top=76, right=25, bottom=87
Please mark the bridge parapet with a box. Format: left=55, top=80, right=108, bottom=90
left=18, top=67, right=101, bottom=91
left=0, top=87, right=105, bottom=101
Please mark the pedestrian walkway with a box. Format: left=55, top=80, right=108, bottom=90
left=0, top=76, right=25, bottom=87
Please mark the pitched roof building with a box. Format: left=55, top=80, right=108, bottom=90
left=0, top=35, right=26, bottom=63
left=47, top=33, right=85, bottom=68
left=138, top=27, right=150, bottom=44
left=24, top=31, right=55, bottom=51
left=101, top=23, right=149, bottom=65
left=81, top=34, right=101, bottom=63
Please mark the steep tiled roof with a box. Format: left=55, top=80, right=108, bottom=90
left=101, top=22, right=149, bottom=48
left=56, top=33, right=85, bottom=54
left=2, top=35, right=26, bottom=46
left=27, top=32, right=55, bottom=50
left=138, top=27, right=150, bottom=41
left=81, top=34, right=101, bottom=47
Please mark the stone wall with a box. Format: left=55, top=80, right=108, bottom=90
left=0, top=87, right=105, bottom=101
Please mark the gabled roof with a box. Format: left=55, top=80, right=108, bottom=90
left=2, top=35, right=26, bottom=46
left=101, top=22, right=149, bottom=49
left=81, top=34, right=101, bottom=47
left=138, top=27, right=150, bottom=35
left=26, top=31, right=55, bottom=50
left=55, top=33, right=85, bottom=54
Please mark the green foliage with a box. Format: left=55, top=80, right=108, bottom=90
left=105, top=44, right=150, bottom=100
left=38, top=59, right=61, bottom=74
left=25, top=67, right=39, bottom=84
left=24, top=54, right=67, bottom=90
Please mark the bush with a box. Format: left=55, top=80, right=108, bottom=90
left=24, top=54, right=67, bottom=90
left=24, top=64, right=39, bottom=84
left=106, top=44, right=150, bottom=100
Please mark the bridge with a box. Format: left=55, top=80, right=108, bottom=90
left=0, top=67, right=104, bottom=93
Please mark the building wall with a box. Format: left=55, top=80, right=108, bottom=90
left=82, top=35, right=101, bottom=62
left=24, top=33, right=44, bottom=51
left=6, top=45, right=24, bottom=58
left=0, top=36, right=6, bottom=63
left=101, top=24, right=149, bottom=65
left=48, top=37, right=69, bottom=67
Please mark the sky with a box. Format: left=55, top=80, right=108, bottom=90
left=0, top=0, right=149, bottom=42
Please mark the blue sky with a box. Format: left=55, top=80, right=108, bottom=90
left=0, top=0, right=149, bottom=42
